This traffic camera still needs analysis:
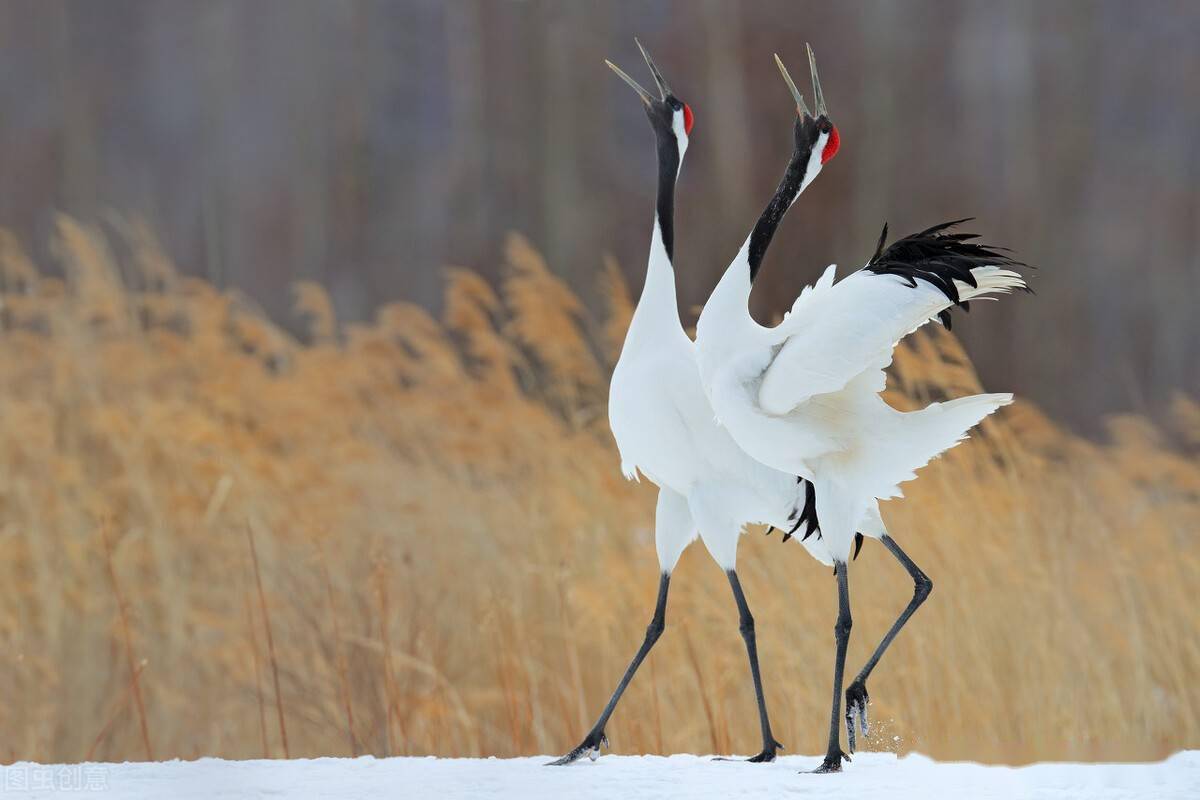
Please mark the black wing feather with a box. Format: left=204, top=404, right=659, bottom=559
left=864, top=218, right=1029, bottom=326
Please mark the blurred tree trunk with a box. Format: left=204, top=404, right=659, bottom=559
left=445, top=0, right=487, bottom=269
left=700, top=0, right=752, bottom=257
left=539, top=2, right=586, bottom=281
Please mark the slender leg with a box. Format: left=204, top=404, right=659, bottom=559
left=721, top=570, right=782, bottom=762
left=813, top=562, right=852, bottom=773
left=844, top=535, right=933, bottom=752
left=546, top=572, right=671, bottom=765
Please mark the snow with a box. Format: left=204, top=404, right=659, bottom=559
left=3, top=751, right=1197, bottom=799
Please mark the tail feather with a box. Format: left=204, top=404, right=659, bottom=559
left=870, top=392, right=1012, bottom=497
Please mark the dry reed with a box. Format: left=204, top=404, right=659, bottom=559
left=99, top=521, right=153, bottom=761
left=0, top=218, right=1196, bottom=765
left=246, top=523, right=288, bottom=759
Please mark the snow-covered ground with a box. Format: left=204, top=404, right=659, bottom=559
left=3, top=751, right=1196, bottom=799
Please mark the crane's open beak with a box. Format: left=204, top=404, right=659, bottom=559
left=774, top=44, right=828, bottom=119
left=606, top=38, right=673, bottom=106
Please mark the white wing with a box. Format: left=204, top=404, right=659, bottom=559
left=758, top=265, right=1024, bottom=416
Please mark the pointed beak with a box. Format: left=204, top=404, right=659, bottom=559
left=806, top=43, right=828, bottom=118
left=635, top=38, right=673, bottom=99
left=607, top=38, right=676, bottom=106
left=774, top=53, right=812, bottom=118
left=606, top=58, right=654, bottom=106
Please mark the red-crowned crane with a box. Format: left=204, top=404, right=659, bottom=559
left=694, top=47, right=1028, bottom=773
left=549, top=41, right=826, bottom=767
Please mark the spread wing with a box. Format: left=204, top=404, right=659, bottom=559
left=758, top=220, right=1026, bottom=416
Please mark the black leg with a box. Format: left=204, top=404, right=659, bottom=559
left=844, top=535, right=933, bottom=752
left=722, top=570, right=782, bottom=762
left=546, top=572, right=671, bottom=765
left=813, top=562, right=852, bottom=773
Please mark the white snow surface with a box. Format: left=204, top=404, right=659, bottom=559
left=4, top=751, right=1197, bottom=799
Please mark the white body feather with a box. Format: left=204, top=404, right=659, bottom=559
left=610, top=223, right=839, bottom=568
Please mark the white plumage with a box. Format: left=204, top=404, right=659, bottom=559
left=760, top=264, right=1024, bottom=416
left=697, top=242, right=1024, bottom=562
left=607, top=221, right=811, bottom=571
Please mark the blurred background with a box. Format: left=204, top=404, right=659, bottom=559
left=1, top=0, right=1197, bottom=433
left=0, top=0, right=1196, bottom=767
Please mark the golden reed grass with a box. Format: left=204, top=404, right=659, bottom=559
left=0, top=216, right=1196, bottom=764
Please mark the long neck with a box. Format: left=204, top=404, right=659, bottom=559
left=629, top=134, right=682, bottom=336
left=747, top=152, right=807, bottom=282
left=654, top=134, right=680, bottom=262
left=702, top=126, right=815, bottom=331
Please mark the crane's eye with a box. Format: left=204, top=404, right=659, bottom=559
left=682, top=103, right=695, bottom=135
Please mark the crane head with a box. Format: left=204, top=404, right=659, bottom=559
left=774, top=45, right=840, bottom=197
left=606, top=39, right=693, bottom=158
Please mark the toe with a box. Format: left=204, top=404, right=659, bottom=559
left=546, top=732, right=606, bottom=766
left=545, top=749, right=582, bottom=766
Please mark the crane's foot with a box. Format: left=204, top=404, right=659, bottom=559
left=747, top=739, right=784, bottom=762
left=810, top=749, right=851, bottom=774
left=844, top=679, right=870, bottom=753
left=545, top=731, right=608, bottom=766
left=713, top=738, right=783, bottom=763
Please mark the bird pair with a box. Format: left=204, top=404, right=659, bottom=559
left=548, top=40, right=1026, bottom=773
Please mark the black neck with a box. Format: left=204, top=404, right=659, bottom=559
left=654, top=134, right=680, bottom=262
left=747, top=123, right=812, bottom=282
